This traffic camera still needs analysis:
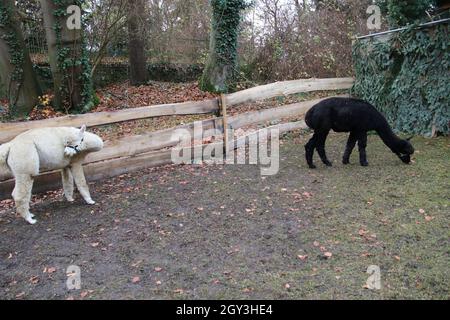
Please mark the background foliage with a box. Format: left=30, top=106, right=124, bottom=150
left=376, top=0, right=437, bottom=27
left=352, top=22, right=449, bottom=136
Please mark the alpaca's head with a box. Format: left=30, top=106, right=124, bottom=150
left=77, top=125, right=103, bottom=153
left=396, top=137, right=414, bottom=164
left=65, top=125, right=86, bottom=153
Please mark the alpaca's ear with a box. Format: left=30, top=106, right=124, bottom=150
left=79, top=124, right=86, bottom=137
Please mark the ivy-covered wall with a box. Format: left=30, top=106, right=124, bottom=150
left=352, top=22, right=449, bottom=136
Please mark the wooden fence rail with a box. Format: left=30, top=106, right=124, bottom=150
left=0, top=120, right=308, bottom=199
left=0, top=77, right=354, bottom=144
left=0, top=100, right=219, bottom=144
left=0, top=77, right=354, bottom=199
left=225, top=77, right=354, bottom=106
left=0, top=96, right=329, bottom=198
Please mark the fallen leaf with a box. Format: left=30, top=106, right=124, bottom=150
left=132, top=276, right=140, bottom=283
left=30, top=276, right=39, bottom=284
left=131, top=260, right=142, bottom=268
left=297, top=255, right=308, bottom=261
left=324, top=252, right=333, bottom=259
left=358, top=229, right=368, bottom=236
left=47, top=267, right=56, bottom=274
left=154, top=267, right=162, bottom=272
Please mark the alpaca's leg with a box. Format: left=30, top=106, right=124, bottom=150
left=12, top=174, right=36, bottom=224
left=71, top=162, right=95, bottom=205
left=62, top=167, right=74, bottom=202
left=358, top=132, right=368, bottom=166
left=316, top=131, right=332, bottom=167
left=343, top=132, right=358, bottom=164
left=305, top=134, right=317, bottom=169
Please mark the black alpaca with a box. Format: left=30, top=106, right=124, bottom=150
left=304, top=97, right=414, bottom=169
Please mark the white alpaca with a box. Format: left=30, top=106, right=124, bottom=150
left=0, top=125, right=103, bottom=224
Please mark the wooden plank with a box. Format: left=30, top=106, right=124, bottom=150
left=0, top=121, right=308, bottom=200
left=177, top=120, right=308, bottom=159
left=0, top=99, right=219, bottom=143
left=0, top=95, right=333, bottom=182
left=85, top=118, right=218, bottom=164
left=225, top=77, right=354, bottom=106
left=228, top=96, right=348, bottom=129
left=0, top=117, right=220, bottom=182
left=0, top=77, right=354, bottom=144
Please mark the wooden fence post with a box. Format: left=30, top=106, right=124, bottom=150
left=220, top=94, right=229, bottom=155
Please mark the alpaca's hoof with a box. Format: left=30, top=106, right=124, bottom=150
left=342, top=159, right=350, bottom=165
left=25, top=215, right=37, bottom=224
left=324, top=161, right=333, bottom=167
left=86, top=199, right=96, bottom=205
left=66, top=197, right=75, bottom=202
left=360, top=161, right=369, bottom=167
left=308, top=164, right=317, bottom=169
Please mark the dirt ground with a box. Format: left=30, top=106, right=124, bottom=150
left=0, top=132, right=449, bottom=300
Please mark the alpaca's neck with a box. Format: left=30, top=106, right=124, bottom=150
left=376, top=125, right=401, bottom=153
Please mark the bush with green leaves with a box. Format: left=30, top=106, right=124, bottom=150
left=376, top=0, right=437, bottom=27
left=352, top=23, right=449, bottom=136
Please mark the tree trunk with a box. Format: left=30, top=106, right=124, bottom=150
left=200, top=0, right=247, bottom=93
left=0, top=0, right=41, bottom=118
left=200, top=25, right=234, bottom=93
left=127, top=0, right=148, bottom=86
left=40, top=0, right=93, bottom=113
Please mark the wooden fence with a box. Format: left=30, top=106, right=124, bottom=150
left=0, top=77, right=354, bottom=199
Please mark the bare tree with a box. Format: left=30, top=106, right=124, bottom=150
left=146, top=0, right=210, bottom=63
left=85, top=0, right=128, bottom=76
left=238, top=0, right=374, bottom=81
